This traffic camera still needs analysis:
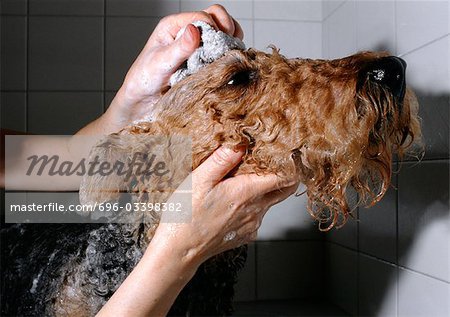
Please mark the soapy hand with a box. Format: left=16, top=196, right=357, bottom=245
left=92, top=5, right=244, bottom=135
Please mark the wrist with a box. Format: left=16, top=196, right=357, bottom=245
left=146, top=228, right=203, bottom=279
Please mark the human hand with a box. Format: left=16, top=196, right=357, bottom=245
left=151, top=146, right=299, bottom=268
left=98, top=5, right=244, bottom=134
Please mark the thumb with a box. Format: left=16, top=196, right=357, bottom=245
left=193, top=146, right=245, bottom=192
left=165, top=24, right=200, bottom=73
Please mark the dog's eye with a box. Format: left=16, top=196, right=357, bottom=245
left=227, top=70, right=255, bottom=86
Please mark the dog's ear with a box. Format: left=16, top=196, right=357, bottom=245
left=359, top=56, right=407, bottom=102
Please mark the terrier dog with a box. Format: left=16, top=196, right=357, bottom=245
left=1, top=49, right=421, bottom=316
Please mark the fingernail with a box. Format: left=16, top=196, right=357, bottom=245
left=184, top=24, right=196, bottom=42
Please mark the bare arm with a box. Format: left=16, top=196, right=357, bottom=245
left=97, top=147, right=297, bottom=316
left=2, top=5, right=243, bottom=191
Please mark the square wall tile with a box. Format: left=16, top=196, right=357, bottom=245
left=254, top=0, right=322, bottom=22
left=254, top=20, right=322, bottom=58
left=1, top=16, right=27, bottom=90
left=106, top=0, right=179, bottom=17
left=325, top=242, right=358, bottom=315
left=356, top=1, right=395, bottom=53
left=234, top=243, right=256, bottom=301
left=323, top=0, right=345, bottom=21
left=256, top=241, right=323, bottom=300
left=414, top=92, right=449, bottom=160
left=105, top=17, right=159, bottom=90
left=359, top=171, right=397, bottom=263
left=239, top=19, right=253, bottom=48
left=28, top=92, right=103, bottom=134
left=358, top=254, right=397, bottom=317
left=325, top=209, right=358, bottom=251
left=326, top=0, right=356, bottom=59
left=398, top=268, right=450, bottom=317
left=396, top=0, right=449, bottom=55
left=29, top=17, right=103, bottom=91
left=402, top=35, right=449, bottom=95
left=322, top=17, right=329, bottom=58
left=258, top=193, right=322, bottom=241
left=181, top=1, right=252, bottom=19
left=398, top=161, right=450, bottom=282
left=1, top=93, right=26, bottom=131
left=29, top=0, right=104, bottom=16
left=1, top=0, right=27, bottom=15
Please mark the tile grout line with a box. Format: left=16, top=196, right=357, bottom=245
left=398, top=33, right=449, bottom=58
left=326, top=240, right=450, bottom=285
left=322, top=0, right=348, bottom=23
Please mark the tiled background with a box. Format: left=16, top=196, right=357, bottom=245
left=1, top=0, right=449, bottom=316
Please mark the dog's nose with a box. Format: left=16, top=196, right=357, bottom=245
left=358, top=56, right=407, bottom=102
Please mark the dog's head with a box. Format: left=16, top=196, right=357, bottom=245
left=82, top=49, right=422, bottom=230
left=154, top=49, right=422, bottom=229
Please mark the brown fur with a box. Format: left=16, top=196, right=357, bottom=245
left=58, top=49, right=421, bottom=316
left=117, top=48, right=421, bottom=230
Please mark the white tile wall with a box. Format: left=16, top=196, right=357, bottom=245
left=322, top=0, right=345, bottom=21
left=29, top=17, right=103, bottom=91
left=1, top=93, right=27, bottom=131
left=1, top=16, right=27, bottom=91
left=326, top=243, right=358, bottom=315
left=254, top=0, right=322, bottom=21
left=325, top=0, right=356, bottom=59
left=358, top=254, right=398, bottom=317
left=398, top=161, right=450, bottom=282
left=1, top=0, right=27, bottom=15
left=105, top=17, right=160, bottom=90
left=237, top=19, right=254, bottom=47
left=323, top=1, right=450, bottom=316
left=396, top=0, right=450, bottom=55
left=356, top=0, right=396, bottom=53
left=254, top=20, right=322, bottom=58
left=258, top=193, right=321, bottom=241
left=398, top=268, right=450, bottom=317
left=2, top=0, right=449, bottom=312
left=181, top=0, right=253, bottom=19
left=28, top=92, right=103, bottom=134
left=257, top=241, right=323, bottom=300
left=106, top=0, right=180, bottom=17
left=402, top=35, right=449, bottom=94
left=325, top=213, right=358, bottom=250
left=29, top=0, right=104, bottom=16
left=359, top=173, right=397, bottom=263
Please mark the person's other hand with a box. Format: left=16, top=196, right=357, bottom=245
left=151, top=146, right=299, bottom=268
left=99, top=5, right=244, bottom=134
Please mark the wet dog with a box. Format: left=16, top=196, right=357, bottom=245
left=1, top=49, right=421, bottom=316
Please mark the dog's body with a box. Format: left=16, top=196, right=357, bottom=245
left=1, top=49, right=421, bottom=316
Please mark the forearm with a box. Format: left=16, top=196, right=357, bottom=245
left=97, top=238, right=200, bottom=317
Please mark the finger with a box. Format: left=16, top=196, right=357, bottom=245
left=193, top=146, right=245, bottom=192
left=259, top=183, right=299, bottom=211
left=160, top=24, right=201, bottom=74
left=160, top=11, right=219, bottom=40
left=203, top=4, right=235, bottom=36
left=232, top=17, right=244, bottom=40
left=225, top=173, right=296, bottom=199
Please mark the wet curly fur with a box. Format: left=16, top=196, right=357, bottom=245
left=1, top=49, right=421, bottom=316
